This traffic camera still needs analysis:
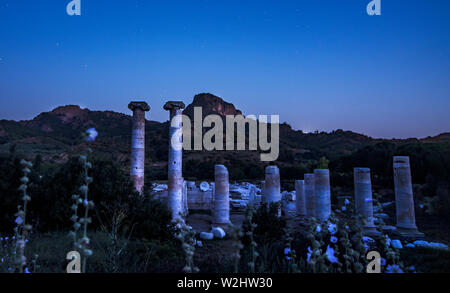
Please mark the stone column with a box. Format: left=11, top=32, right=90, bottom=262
left=304, top=174, right=315, bottom=218
left=354, top=168, right=380, bottom=236
left=213, top=165, right=230, bottom=227
left=393, top=156, right=423, bottom=238
left=295, top=180, right=306, bottom=220
left=182, top=180, right=188, bottom=217
left=260, top=181, right=266, bottom=203
left=249, top=185, right=257, bottom=204
left=164, top=101, right=186, bottom=221
left=314, top=169, right=331, bottom=222
left=265, top=166, right=281, bottom=203
left=128, top=102, right=150, bottom=194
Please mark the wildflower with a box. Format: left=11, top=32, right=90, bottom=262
left=386, top=264, right=404, bottom=273
left=315, top=225, right=322, bottom=233
left=83, top=249, right=93, bottom=256
left=325, top=245, right=338, bottom=264
left=328, top=223, right=338, bottom=235
left=385, top=235, right=391, bottom=247
left=330, top=236, right=338, bottom=244
left=344, top=199, right=350, bottom=205
left=85, top=128, right=98, bottom=142
left=306, top=246, right=312, bottom=262
left=380, top=257, right=386, bottom=266
left=284, top=247, right=291, bottom=260
left=341, top=206, right=347, bottom=211
left=24, top=267, right=30, bottom=273
left=419, top=204, right=424, bottom=209
left=15, top=216, right=24, bottom=225
left=345, top=225, right=349, bottom=230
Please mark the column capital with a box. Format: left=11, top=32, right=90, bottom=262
left=128, top=101, right=150, bottom=112
left=163, top=101, right=185, bottom=111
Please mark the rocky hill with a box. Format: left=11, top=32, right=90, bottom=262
left=184, top=93, right=243, bottom=119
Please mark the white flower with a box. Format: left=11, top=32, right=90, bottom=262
left=284, top=247, right=291, bottom=260
left=325, top=245, right=338, bottom=264
left=328, top=223, right=338, bottom=235
left=386, top=264, right=403, bottom=273
left=344, top=199, right=350, bottom=205
left=15, top=216, right=24, bottom=225
left=315, top=225, right=322, bottom=233
left=385, top=236, right=391, bottom=247
left=306, top=246, right=312, bottom=262
left=330, top=236, right=338, bottom=244
left=341, top=206, right=347, bottom=211
left=86, top=128, right=98, bottom=142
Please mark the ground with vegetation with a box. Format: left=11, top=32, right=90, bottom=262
left=1, top=93, right=450, bottom=273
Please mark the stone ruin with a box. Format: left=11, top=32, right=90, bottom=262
left=129, top=101, right=424, bottom=240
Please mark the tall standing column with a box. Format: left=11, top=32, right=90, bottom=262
left=304, top=174, right=315, bottom=218
left=164, top=101, right=186, bottom=221
left=354, top=168, right=380, bottom=236
left=295, top=180, right=306, bottom=220
left=265, top=166, right=281, bottom=203
left=214, top=165, right=230, bottom=227
left=128, top=102, right=150, bottom=194
left=314, top=169, right=331, bottom=222
left=393, top=156, right=423, bottom=238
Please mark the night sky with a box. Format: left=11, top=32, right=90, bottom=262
left=0, top=0, right=449, bottom=138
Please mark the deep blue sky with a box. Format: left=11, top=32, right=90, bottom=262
left=0, top=0, right=449, bottom=138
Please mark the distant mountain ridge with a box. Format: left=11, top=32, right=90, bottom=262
left=0, top=93, right=449, bottom=166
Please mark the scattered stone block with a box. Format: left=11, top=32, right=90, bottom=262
left=392, top=239, right=403, bottom=249
left=211, top=227, right=226, bottom=239
left=199, top=232, right=214, bottom=240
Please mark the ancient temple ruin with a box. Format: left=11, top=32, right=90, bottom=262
left=129, top=101, right=425, bottom=240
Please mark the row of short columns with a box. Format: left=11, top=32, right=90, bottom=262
left=295, top=170, right=331, bottom=222
left=294, top=156, right=422, bottom=238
